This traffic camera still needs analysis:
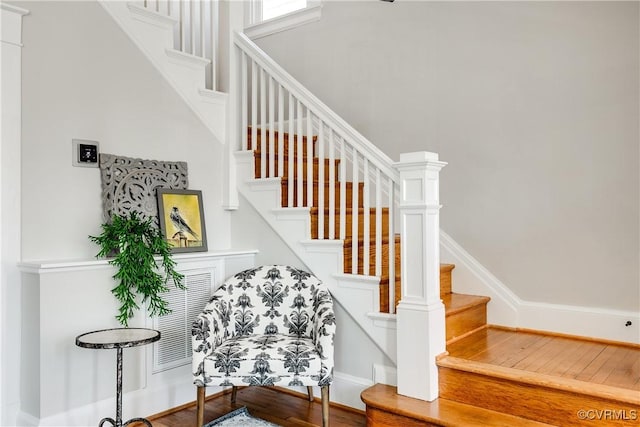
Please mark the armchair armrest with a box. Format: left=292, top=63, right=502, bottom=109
left=311, top=287, right=336, bottom=386
left=192, top=296, right=232, bottom=386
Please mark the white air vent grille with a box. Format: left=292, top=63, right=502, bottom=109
left=152, top=269, right=214, bottom=373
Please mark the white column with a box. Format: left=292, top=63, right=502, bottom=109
left=394, top=151, right=447, bottom=401
left=220, top=0, right=244, bottom=210
left=0, top=3, right=29, bottom=425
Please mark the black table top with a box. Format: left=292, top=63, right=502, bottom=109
left=75, top=328, right=160, bottom=350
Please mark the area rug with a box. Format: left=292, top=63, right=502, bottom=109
left=204, top=406, right=280, bottom=427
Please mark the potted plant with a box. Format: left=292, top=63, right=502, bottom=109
left=89, top=211, right=185, bottom=327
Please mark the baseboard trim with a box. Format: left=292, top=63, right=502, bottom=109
left=518, top=300, right=640, bottom=344
left=440, top=230, right=640, bottom=344
left=19, top=379, right=195, bottom=426
left=278, top=371, right=373, bottom=411
left=373, top=364, right=397, bottom=387
left=21, top=371, right=372, bottom=425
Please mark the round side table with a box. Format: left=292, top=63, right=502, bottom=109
left=76, top=328, right=161, bottom=427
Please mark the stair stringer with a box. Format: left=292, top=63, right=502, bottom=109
left=235, top=151, right=398, bottom=364
left=99, top=1, right=227, bottom=143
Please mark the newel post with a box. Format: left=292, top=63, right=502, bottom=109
left=394, top=151, right=447, bottom=401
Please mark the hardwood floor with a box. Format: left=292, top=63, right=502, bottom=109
left=144, top=387, right=366, bottom=427
left=445, top=326, right=640, bottom=391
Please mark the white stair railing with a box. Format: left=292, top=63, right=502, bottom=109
left=142, top=0, right=218, bottom=90
left=234, top=30, right=446, bottom=401
left=235, top=31, right=400, bottom=313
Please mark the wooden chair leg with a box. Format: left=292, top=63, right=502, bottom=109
left=306, top=386, right=314, bottom=402
left=321, top=385, right=329, bottom=427
left=196, top=386, right=205, bottom=427
left=231, top=385, right=238, bottom=403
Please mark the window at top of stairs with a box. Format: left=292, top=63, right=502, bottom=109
left=245, top=0, right=322, bottom=39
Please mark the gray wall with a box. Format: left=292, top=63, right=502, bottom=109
left=255, top=1, right=640, bottom=312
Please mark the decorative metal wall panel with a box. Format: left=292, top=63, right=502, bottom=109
left=100, top=153, right=188, bottom=223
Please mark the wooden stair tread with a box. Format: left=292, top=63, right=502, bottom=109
left=280, top=177, right=362, bottom=186
left=361, top=384, right=554, bottom=427
left=442, top=293, right=491, bottom=316
left=440, top=263, right=455, bottom=273
left=437, top=326, right=640, bottom=425
left=343, top=234, right=401, bottom=245
left=253, top=152, right=319, bottom=160
left=438, top=355, right=640, bottom=406
left=310, top=207, right=389, bottom=214
left=445, top=326, right=640, bottom=394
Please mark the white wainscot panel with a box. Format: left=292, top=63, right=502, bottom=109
left=17, top=250, right=256, bottom=426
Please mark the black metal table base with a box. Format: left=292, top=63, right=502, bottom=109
left=97, top=347, right=153, bottom=427
left=98, top=416, right=152, bottom=427
left=75, top=329, right=161, bottom=427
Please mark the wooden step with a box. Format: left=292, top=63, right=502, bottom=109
left=343, top=234, right=400, bottom=276
left=280, top=178, right=364, bottom=209
left=254, top=153, right=340, bottom=180
left=440, top=263, right=455, bottom=297
left=443, top=293, right=490, bottom=343
left=439, top=327, right=640, bottom=426
left=388, top=261, right=456, bottom=309
left=310, top=207, right=390, bottom=240
left=361, top=383, right=554, bottom=427
left=343, top=235, right=399, bottom=313
left=247, top=128, right=316, bottom=156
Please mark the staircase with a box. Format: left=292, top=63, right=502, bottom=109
left=231, top=27, right=451, bottom=374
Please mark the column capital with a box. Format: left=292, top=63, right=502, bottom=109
left=394, top=151, right=447, bottom=172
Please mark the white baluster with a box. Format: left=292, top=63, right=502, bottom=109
left=210, top=0, right=218, bottom=89
left=296, top=101, right=303, bottom=207
left=363, top=158, right=370, bottom=275
left=288, top=94, right=294, bottom=206
left=328, top=129, right=335, bottom=240
left=278, top=85, right=284, bottom=177
left=180, top=0, right=185, bottom=52
left=351, top=147, right=359, bottom=274
left=317, top=122, right=325, bottom=239
left=200, top=1, right=205, bottom=58
left=190, top=1, right=195, bottom=55
left=339, top=137, right=346, bottom=240
left=241, top=53, right=248, bottom=150
left=251, top=60, right=257, bottom=153
left=306, top=111, right=313, bottom=207
left=375, top=168, right=382, bottom=278
left=388, top=176, right=395, bottom=314
left=260, top=68, right=266, bottom=179
left=268, top=77, right=275, bottom=178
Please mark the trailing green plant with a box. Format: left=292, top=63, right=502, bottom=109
left=89, top=211, right=185, bottom=327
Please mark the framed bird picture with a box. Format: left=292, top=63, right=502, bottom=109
left=156, top=188, right=208, bottom=253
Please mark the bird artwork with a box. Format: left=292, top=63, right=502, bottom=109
left=170, top=206, right=199, bottom=242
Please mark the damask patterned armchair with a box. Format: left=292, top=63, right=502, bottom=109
left=192, top=265, right=336, bottom=427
